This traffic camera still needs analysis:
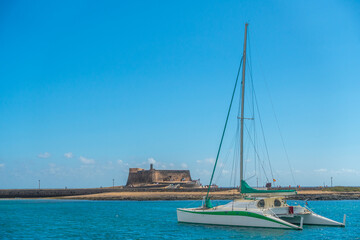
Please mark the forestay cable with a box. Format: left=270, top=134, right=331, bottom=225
left=205, top=56, right=243, bottom=200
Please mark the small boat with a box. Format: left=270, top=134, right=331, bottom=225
left=177, top=23, right=346, bottom=230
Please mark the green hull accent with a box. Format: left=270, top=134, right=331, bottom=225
left=178, top=221, right=298, bottom=230
left=178, top=209, right=298, bottom=229
left=241, top=180, right=296, bottom=194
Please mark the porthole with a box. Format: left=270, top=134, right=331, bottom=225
left=257, top=199, right=265, bottom=208
left=274, top=199, right=281, bottom=207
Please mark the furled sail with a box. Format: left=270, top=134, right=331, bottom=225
left=241, top=180, right=296, bottom=196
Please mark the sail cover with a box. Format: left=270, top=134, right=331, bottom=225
left=241, top=180, right=296, bottom=195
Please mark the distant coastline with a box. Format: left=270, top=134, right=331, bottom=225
left=1, top=187, right=359, bottom=201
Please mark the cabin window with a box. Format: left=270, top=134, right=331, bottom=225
left=274, top=199, right=281, bottom=207
left=257, top=199, right=265, bottom=208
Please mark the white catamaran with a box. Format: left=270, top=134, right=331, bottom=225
left=177, top=23, right=346, bottom=230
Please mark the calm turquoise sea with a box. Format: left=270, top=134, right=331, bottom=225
left=0, top=199, right=359, bottom=239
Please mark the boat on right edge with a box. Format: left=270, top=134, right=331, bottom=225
left=177, top=23, right=346, bottom=230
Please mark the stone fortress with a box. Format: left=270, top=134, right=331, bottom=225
left=126, top=164, right=199, bottom=187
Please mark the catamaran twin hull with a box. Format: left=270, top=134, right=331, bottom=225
left=177, top=197, right=345, bottom=230
left=177, top=208, right=345, bottom=230
left=177, top=208, right=302, bottom=230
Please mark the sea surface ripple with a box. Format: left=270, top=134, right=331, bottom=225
left=0, top=199, right=359, bottom=239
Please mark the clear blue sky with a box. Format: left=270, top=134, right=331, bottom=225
left=1, top=0, right=359, bottom=189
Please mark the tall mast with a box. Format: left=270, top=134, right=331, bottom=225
left=240, top=23, right=248, bottom=192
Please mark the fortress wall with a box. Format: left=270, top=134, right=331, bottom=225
left=129, top=168, right=144, bottom=173
left=126, top=164, right=193, bottom=186
left=153, top=170, right=191, bottom=182
left=126, top=170, right=154, bottom=186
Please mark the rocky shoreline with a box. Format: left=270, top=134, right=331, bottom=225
left=288, top=193, right=360, bottom=201
left=56, top=191, right=360, bottom=201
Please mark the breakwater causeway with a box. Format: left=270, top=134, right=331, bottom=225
left=1, top=187, right=359, bottom=200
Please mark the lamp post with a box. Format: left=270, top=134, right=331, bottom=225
left=113, top=179, right=115, bottom=189
left=38, top=180, right=40, bottom=189
left=331, top=177, right=333, bottom=187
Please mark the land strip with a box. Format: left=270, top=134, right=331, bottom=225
left=1, top=188, right=359, bottom=201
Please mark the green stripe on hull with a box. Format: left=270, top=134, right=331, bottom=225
left=178, top=221, right=297, bottom=230
left=178, top=209, right=299, bottom=229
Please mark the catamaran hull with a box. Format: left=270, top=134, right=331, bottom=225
left=280, top=213, right=345, bottom=227
left=177, top=209, right=302, bottom=230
